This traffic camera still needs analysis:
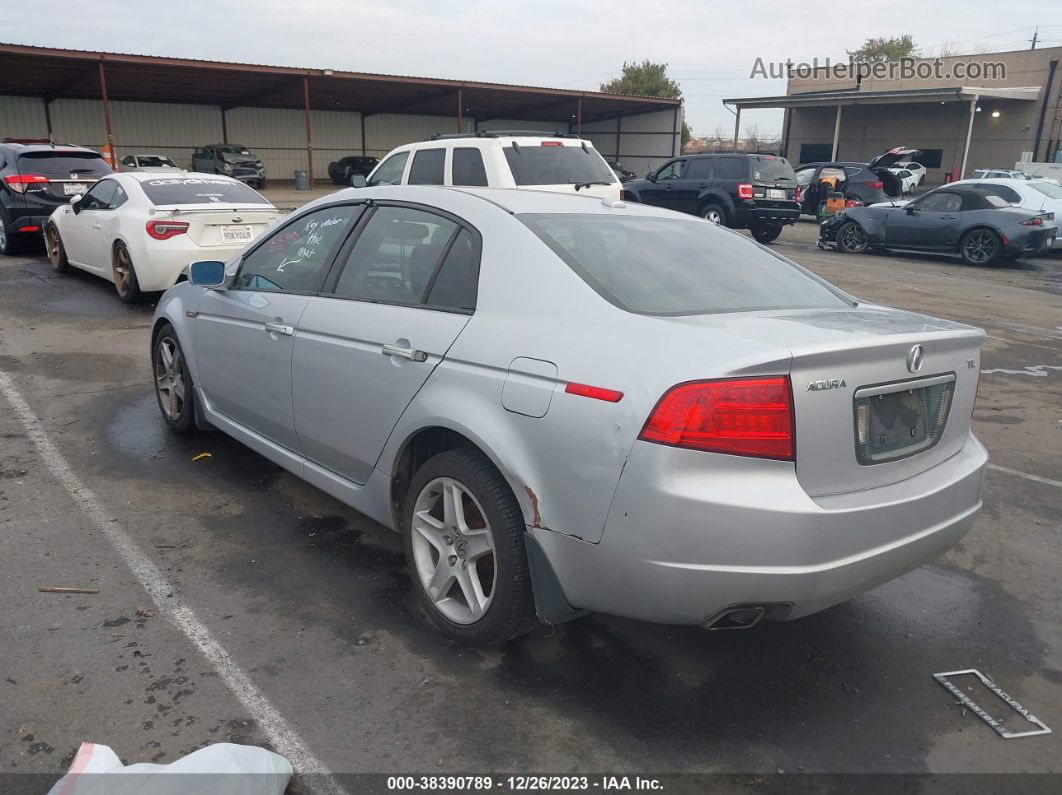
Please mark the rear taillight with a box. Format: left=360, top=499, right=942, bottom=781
left=639, top=376, right=794, bottom=461
left=145, top=220, right=189, bottom=240
left=865, top=180, right=884, bottom=191
left=845, top=198, right=864, bottom=208
left=620, top=189, right=634, bottom=201
left=737, top=183, right=753, bottom=199
left=794, top=185, right=803, bottom=202
left=1019, top=216, right=1043, bottom=226
left=2, top=174, right=49, bottom=193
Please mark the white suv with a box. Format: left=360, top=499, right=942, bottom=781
left=357, top=131, right=622, bottom=200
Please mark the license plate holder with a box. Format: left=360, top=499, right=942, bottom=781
left=221, top=225, right=253, bottom=244
left=768, top=188, right=785, bottom=199
left=867, top=388, right=927, bottom=456
left=63, top=183, right=87, bottom=196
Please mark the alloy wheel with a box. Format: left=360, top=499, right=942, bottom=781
left=703, top=208, right=723, bottom=225
left=154, top=337, right=186, bottom=420
left=962, top=231, right=999, bottom=265
left=839, top=222, right=868, bottom=253
left=410, top=477, right=496, bottom=625
left=113, top=246, right=132, bottom=297
left=0, top=220, right=7, bottom=253
left=46, top=226, right=61, bottom=264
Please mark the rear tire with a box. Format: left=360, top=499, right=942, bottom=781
left=403, top=449, right=537, bottom=646
left=112, top=242, right=143, bottom=303
left=46, top=224, right=69, bottom=273
left=959, top=228, right=1002, bottom=266
left=836, top=221, right=869, bottom=254
left=701, top=203, right=727, bottom=226
left=153, top=323, right=196, bottom=434
left=750, top=223, right=783, bottom=244
left=0, top=215, right=22, bottom=256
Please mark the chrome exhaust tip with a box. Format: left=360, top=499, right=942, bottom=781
left=704, top=605, right=769, bottom=631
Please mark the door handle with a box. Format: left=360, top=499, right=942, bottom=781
left=263, top=321, right=295, bottom=336
left=382, top=343, right=427, bottom=362
left=92, top=223, right=102, bottom=230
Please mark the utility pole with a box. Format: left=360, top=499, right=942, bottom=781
left=1030, top=27, right=1039, bottom=50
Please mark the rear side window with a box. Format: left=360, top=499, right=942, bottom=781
left=503, top=145, right=615, bottom=186
left=333, top=206, right=458, bottom=304
left=425, top=228, right=479, bottom=310
left=16, top=151, right=112, bottom=179
left=717, top=158, right=745, bottom=180
left=369, top=152, right=409, bottom=186
left=139, top=177, right=269, bottom=205
left=408, top=148, right=445, bottom=185
left=235, top=205, right=360, bottom=293
left=520, top=213, right=849, bottom=316
left=452, top=148, right=488, bottom=186
left=685, top=158, right=714, bottom=180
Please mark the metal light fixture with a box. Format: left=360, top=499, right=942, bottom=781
left=991, top=110, right=1001, bottom=118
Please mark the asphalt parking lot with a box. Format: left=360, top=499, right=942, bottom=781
left=1, top=215, right=1060, bottom=791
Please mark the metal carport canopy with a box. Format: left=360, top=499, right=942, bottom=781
left=0, top=42, right=679, bottom=123
left=721, top=85, right=1040, bottom=173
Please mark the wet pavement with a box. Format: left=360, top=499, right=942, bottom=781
left=0, top=222, right=1059, bottom=789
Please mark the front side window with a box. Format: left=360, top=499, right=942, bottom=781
left=333, top=206, right=459, bottom=305
left=917, top=191, right=962, bottom=212
left=654, top=159, right=685, bottom=181
left=369, top=152, right=409, bottom=186
left=80, top=179, right=118, bottom=210
left=452, top=148, right=488, bottom=186
left=408, top=149, right=446, bottom=185
left=234, top=205, right=360, bottom=293
left=520, top=213, right=849, bottom=316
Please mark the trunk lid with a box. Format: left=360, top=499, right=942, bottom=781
left=154, top=206, right=280, bottom=247
left=663, top=305, right=983, bottom=497
left=867, top=146, right=922, bottom=170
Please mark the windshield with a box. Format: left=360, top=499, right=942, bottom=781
left=1028, top=181, right=1062, bottom=199
left=216, top=145, right=252, bottom=155
left=749, top=155, right=795, bottom=182
left=503, top=145, right=616, bottom=186
left=137, top=156, right=177, bottom=168
left=16, top=151, right=112, bottom=179
left=139, top=176, right=271, bottom=205
left=520, top=213, right=849, bottom=316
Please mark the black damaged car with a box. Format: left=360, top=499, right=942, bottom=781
left=819, top=182, right=1056, bottom=266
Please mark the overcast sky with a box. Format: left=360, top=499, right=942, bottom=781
left=4, top=0, right=1058, bottom=137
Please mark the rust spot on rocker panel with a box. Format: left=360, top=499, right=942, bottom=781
left=524, top=485, right=542, bottom=528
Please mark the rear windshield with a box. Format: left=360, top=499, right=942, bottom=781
left=520, top=214, right=849, bottom=316
left=503, top=145, right=615, bottom=186
left=748, top=156, right=796, bottom=183
left=16, top=151, right=112, bottom=179
left=139, top=176, right=270, bottom=205
left=1028, top=181, right=1062, bottom=199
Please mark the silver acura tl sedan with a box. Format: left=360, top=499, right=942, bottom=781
left=151, top=185, right=987, bottom=645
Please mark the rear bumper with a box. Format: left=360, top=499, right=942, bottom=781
left=134, top=243, right=247, bottom=291
left=532, top=432, right=987, bottom=626
left=733, top=204, right=800, bottom=228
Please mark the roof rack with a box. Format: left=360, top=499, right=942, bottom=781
left=427, top=130, right=581, bottom=141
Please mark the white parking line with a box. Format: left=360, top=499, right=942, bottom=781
left=987, top=463, right=1062, bottom=490
left=0, top=368, right=347, bottom=795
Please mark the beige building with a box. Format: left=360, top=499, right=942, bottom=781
left=726, top=47, right=1062, bottom=185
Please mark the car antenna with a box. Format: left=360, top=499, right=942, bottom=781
left=511, top=141, right=521, bottom=154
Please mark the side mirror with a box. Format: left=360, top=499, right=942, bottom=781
left=70, top=194, right=83, bottom=213
left=646, top=171, right=657, bottom=182
left=350, top=174, right=368, bottom=188
left=905, top=206, right=917, bottom=215
left=188, top=260, right=227, bottom=288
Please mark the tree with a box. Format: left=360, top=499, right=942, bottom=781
left=847, top=35, right=918, bottom=63
left=600, top=60, right=691, bottom=147
left=744, top=123, right=761, bottom=152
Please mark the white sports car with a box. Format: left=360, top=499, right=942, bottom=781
left=885, top=167, right=920, bottom=196
left=45, top=172, right=280, bottom=302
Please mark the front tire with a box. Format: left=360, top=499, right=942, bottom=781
left=153, top=323, right=196, bottom=434
left=403, top=449, right=536, bottom=646
left=46, top=224, right=69, bottom=273
left=112, top=242, right=142, bottom=303
left=0, top=215, right=21, bottom=256
left=836, top=221, right=869, bottom=254
left=750, top=223, right=783, bottom=244
left=960, top=228, right=1002, bottom=266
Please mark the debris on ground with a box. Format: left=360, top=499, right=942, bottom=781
left=192, top=452, right=212, bottom=462
left=933, top=668, right=1053, bottom=739
left=46, top=741, right=292, bottom=794
left=38, top=586, right=100, bottom=595
left=136, top=607, right=155, bottom=618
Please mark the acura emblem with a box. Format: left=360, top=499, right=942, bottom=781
left=907, top=345, right=924, bottom=373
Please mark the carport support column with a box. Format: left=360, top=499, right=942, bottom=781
left=98, top=59, right=115, bottom=169
left=960, top=96, right=978, bottom=179
left=577, top=96, right=582, bottom=136
left=732, top=106, right=741, bottom=151
left=303, top=76, right=314, bottom=189
left=457, top=87, right=463, bottom=133
left=831, top=105, right=843, bottom=161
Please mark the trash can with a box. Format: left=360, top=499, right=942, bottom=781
left=293, top=170, right=309, bottom=190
